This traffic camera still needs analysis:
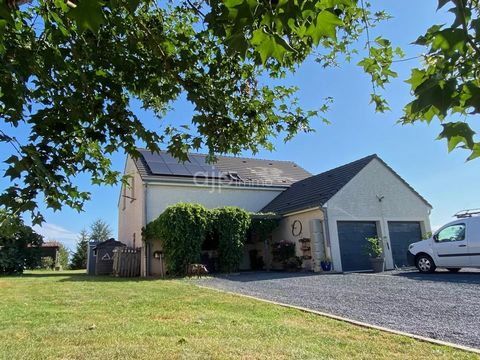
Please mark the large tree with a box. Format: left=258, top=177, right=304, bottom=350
left=89, top=219, right=112, bottom=242
left=57, top=242, right=70, bottom=269
left=0, top=0, right=478, bottom=223
left=69, top=228, right=89, bottom=270
left=0, top=213, right=43, bottom=274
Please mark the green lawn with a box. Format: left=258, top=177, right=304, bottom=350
left=0, top=271, right=476, bottom=360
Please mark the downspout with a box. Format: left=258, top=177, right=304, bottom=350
left=321, top=206, right=333, bottom=269
left=143, top=183, right=149, bottom=277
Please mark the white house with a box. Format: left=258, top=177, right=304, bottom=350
left=118, top=149, right=432, bottom=276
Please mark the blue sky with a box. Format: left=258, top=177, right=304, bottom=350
left=2, top=0, right=479, bottom=250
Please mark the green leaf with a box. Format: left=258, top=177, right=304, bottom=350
left=68, top=0, right=105, bottom=33
left=438, top=122, right=475, bottom=152
left=405, top=69, right=428, bottom=91
left=306, top=10, right=342, bottom=45
left=431, top=28, right=466, bottom=54
left=467, top=144, right=480, bottom=161
left=127, top=0, right=140, bottom=14
left=251, top=28, right=290, bottom=64
left=225, top=32, right=249, bottom=58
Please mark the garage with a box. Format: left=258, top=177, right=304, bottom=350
left=337, top=221, right=378, bottom=272
left=388, top=221, right=422, bottom=268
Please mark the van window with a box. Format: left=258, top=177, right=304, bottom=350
left=436, top=224, right=466, bottom=243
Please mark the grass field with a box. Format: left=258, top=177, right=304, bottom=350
left=0, top=270, right=476, bottom=360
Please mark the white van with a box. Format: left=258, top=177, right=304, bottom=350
left=408, top=209, right=480, bottom=273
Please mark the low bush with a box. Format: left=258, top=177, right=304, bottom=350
left=40, top=257, right=54, bottom=270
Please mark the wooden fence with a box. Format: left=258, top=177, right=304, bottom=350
left=112, top=247, right=141, bottom=277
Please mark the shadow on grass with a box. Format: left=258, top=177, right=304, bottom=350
left=4, top=270, right=336, bottom=283
left=4, top=272, right=164, bottom=283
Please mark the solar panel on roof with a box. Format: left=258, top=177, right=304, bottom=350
left=147, top=162, right=172, bottom=175
left=185, top=164, right=207, bottom=176
left=188, top=154, right=208, bottom=166
left=141, top=151, right=227, bottom=179
left=160, top=152, right=184, bottom=164
left=140, top=151, right=165, bottom=164
left=166, top=163, right=192, bottom=176
left=202, top=165, right=224, bottom=178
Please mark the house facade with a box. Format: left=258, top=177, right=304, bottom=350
left=118, top=150, right=432, bottom=276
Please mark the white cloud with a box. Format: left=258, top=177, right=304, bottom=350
left=33, top=223, right=79, bottom=250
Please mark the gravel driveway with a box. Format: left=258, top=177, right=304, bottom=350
left=195, top=269, right=480, bottom=349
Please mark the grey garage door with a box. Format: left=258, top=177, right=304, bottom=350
left=388, top=222, right=422, bottom=268
left=337, top=221, right=378, bottom=272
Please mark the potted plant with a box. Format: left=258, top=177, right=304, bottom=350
left=285, top=256, right=302, bottom=271
left=272, top=241, right=297, bottom=271
left=364, top=236, right=384, bottom=272
left=320, top=255, right=332, bottom=272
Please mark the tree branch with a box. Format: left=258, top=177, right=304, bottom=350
left=186, top=0, right=205, bottom=18
left=457, top=0, right=480, bottom=57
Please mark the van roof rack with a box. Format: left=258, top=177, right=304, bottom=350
left=454, top=209, right=480, bottom=218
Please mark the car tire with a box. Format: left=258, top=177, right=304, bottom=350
left=447, top=268, right=461, bottom=273
left=416, top=254, right=436, bottom=273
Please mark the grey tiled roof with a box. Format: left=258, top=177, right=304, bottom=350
left=261, top=154, right=432, bottom=214
left=134, top=149, right=312, bottom=187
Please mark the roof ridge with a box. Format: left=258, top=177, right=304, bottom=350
left=261, top=154, right=378, bottom=214
left=289, top=154, right=377, bottom=187
left=315, top=154, right=377, bottom=177
left=136, top=147, right=301, bottom=165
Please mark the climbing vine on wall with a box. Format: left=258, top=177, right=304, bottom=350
left=212, top=207, right=251, bottom=273
left=143, top=203, right=209, bottom=276
left=143, top=205, right=278, bottom=276
left=250, top=214, right=280, bottom=244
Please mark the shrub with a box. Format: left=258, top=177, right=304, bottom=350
left=212, top=207, right=251, bottom=273
left=364, top=236, right=383, bottom=258
left=0, top=215, right=43, bottom=274
left=145, top=203, right=209, bottom=276
left=40, top=257, right=54, bottom=270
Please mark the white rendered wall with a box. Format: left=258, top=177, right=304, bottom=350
left=271, top=208, right=325, bottom=271
left=117, top=157, right=144, bottom=249
left=145, top=183, right=283, bottom=223
left=325, top=158, right=432, bottom=272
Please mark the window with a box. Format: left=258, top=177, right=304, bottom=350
left=133, top=233, right=136, bottom=249
left=130, top=177, right=135, bottom=202
left=122, top=185, right=126, bottom=210
left=436, top=224, right=466, bottom=243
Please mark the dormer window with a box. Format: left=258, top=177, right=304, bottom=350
left=226, top=171, right=243, bottom=182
